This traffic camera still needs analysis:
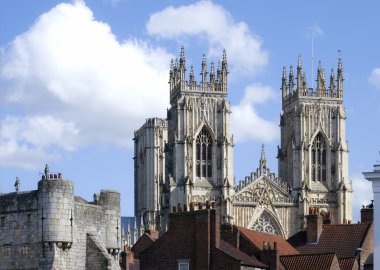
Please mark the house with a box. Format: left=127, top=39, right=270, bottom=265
left=139, top=208, right=268, bottom=270
left=288, top=207, right=374, bottom=270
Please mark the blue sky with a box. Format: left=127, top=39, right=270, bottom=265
left=1, top=0, right=379, bottom=222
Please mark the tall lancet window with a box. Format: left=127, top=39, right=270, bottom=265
left=311, top=133, right=327, bottom=182
left=196, top=128, right=212, bottom=178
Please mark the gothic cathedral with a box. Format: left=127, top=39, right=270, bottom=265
left=134, top=48, right=352, bottom=238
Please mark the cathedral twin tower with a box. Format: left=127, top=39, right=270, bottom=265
left=134, top=47, right=352, bottom=238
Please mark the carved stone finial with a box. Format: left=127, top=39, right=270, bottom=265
left=222, top=49, right=228, bottom=72
left=259, top=144, right=267, bottom=170
left=289, top=65, right=295, bottom=92
left=298, top=53, right=302, bottom=68
left=179, top=46, right=186, bottom=70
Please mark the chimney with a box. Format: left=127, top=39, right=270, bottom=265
left=306, top=207, right=323, bottom=243
left=361, top=201, right=374, bottom=223
left=324, top=211, right=332, bottom=224
left=261, top=241, right=279, bottom=270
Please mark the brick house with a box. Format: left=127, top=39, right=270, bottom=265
left=221, top=224, right=299, bottom=269
left=288, top=207, right=374, bottom=270
left=139, top=208, right=268, bottom=270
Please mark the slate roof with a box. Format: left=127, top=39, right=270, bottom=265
left=237, top=226, right=299, bottom=256
left=292, top=223, right=372, bottom=259
left=280, top=252, right=337, bottom=270
left=218, top=240, right=268, bottom=268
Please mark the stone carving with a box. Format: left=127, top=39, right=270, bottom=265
left=252, top=212, right=280, bottom=235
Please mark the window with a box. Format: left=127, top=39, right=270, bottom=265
left=178, top=260, right=189, bottom=270
left=311, top=133, right=327, bottom=182
left=196, top=128, right=212, bottom=178
left=0, top=216, right=5, bottom=227
left=4, top=245, right=11, bottom=256
left=22, top=245, right=29, bottom=255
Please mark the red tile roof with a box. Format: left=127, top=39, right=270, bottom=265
left=237, top=226, right=299, bottom=256
left=218, top=240, right=268, bottom=268
left=295, top=223, right=372, bottom=259
left=338, top=257, right=357, bottom=270
left=280, top=252, right=338, bottom=270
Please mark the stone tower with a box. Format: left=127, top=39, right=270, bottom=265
left=134, top=118, right=167, bottom=229
left=278, top=55, right=352, bottom=229
left=166, top=47, right=235, bottom=223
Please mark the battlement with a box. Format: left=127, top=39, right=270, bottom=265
left=169, top=47, right=228, bottom=105
left=282, top=55, right=344, bottom=108
left=133, top=117, right=167, bottom=139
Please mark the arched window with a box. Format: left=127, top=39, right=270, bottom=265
left=252, top=212, right=280, bottom=235
left=196, top=128, right=212, bottom=178
left=311, top=133, right=327, bottom=182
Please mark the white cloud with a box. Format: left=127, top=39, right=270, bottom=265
left=369, top=68, right=380, bottom=89
left=306, top=23, right=323, bottom=39
left=351, top=173, right=373, bottom=222
left=0, top=1, right=172, bottom=169
left=231, top=84, right=279, bottom=143
left=146, top=1, right=268, bottom=77
left=0, top=115, right=76, bottom=169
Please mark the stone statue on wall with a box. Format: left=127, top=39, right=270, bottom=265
left=14, top=177, right=20, bottom=192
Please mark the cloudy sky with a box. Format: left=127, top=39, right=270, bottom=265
left=1, top=0, right=379, bottom=221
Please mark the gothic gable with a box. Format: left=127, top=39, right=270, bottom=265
left=233, top=176, right=295, bottom=207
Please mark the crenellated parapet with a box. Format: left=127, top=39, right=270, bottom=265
left=169, top=47, right=228, bottom=105
left=282, top=55, right=344, bottom=108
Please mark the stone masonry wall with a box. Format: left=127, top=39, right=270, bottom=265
left=0, top=179, right=121, bottom=270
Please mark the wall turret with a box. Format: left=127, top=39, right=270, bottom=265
left=37, top=170, right=74, bottom=250
left=98, top=190, right=121, bottom=254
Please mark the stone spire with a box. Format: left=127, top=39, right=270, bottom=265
left=282, top=66, right=288, bottom=98
left=140, top=214, right=144, bottom=236
left=337, top=57, right=343, bottom=98
left=221, top=49, right=228, bottom=92
left=201, top=53, right=208, bottom=91
left=210, top=62, right=215, bottom=84
left=179, top=46, right=186, bottom=89
left=302, top=71, right=308, bottom=95
left=189, top=65, right=195, bottom=89
left=317, top=61, right=326, bottom=97
left=127, top=221, right=131, bottom=247
left=329, top=68, right=335, bottom=97
left=297, top=54, right=304, bottom=93
left=289, top=65, right=295, bottom=94
left=259, top=144, right=267, bottom=170
left=134, top=217, right=138, bottom=244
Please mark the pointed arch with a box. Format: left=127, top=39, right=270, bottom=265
left=247, top=208, right=285, bottom=237
left=310, top=131, right=329, bottom=182
left=194, top=122, right=216, bottom=142
left=195, top=125, right=214, bottom=179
